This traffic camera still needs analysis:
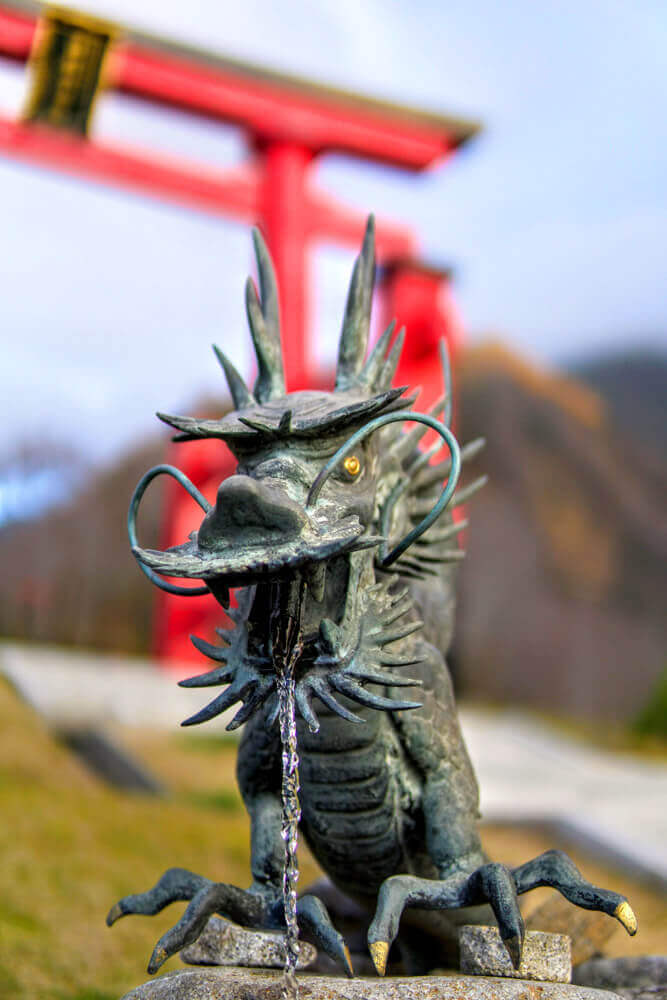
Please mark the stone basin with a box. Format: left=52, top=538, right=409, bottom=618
left=120, top=966, right=623, bottom=1000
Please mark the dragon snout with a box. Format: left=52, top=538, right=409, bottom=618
left=198, top=475, right=307, bottom=552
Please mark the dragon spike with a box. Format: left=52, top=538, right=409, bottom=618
left=295, top=683, right=321, bottom=733
left=330, top=676, right=422, bottom=712
left=379, top=593, right=414, bottom=625
left=245, top=228, right=285, bottom=403
left=385, top=564, right=427, bottom=581
left=452, top=475, right=488, bottom=507
left=335, top=215, right=376, bottom=391
left=179, top=663, right=234, bottom=688
left=212, top=345, right=255, bottom=410
left=181, top=685, right=243, bottom=726
left=406, top=441, right=442, bottom=478
left=226, top=679, right=274, bottom=731
left=388, top=585, right=410, bottom=604
left=378, top=652, right=425, bottom=666
left=349, top=668, right=423, bottom=688
left=393, top=556, right=438, bottom=577
left=439, top=339, right=453, bottom=427
left=415, top=438, right=485, bottom=491
left=310, top=677, right=365, bottom=724
left=417, top=549, right=466, bottom=564
left=359, top=318, right=396, bottom=388
left=378, top=619, right=424, bottom=643
left=376, top=325, right=406, bottom=391
left=415, top=518, right=468, bottom=545
left=390, top=392, right=447, bottom=463
left=189, top=634, right=228, bottom=662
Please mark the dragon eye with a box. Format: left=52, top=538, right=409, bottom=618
left=343, top=455, right=361, bottom=478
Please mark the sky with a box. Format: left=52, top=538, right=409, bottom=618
left=1, top=0, right=666, bottom=467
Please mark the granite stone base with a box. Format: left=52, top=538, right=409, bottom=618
left=460, top=926, right=572, bottom=982
left=120, top=966, right=624, bottom=1000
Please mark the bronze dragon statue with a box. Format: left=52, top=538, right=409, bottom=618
left=107, top=217, right=637, bottom=978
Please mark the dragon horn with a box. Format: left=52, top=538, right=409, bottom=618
left=335, top=215, right=376, bottom=390
left=245, top=228, right=285, bottom=403
left=212, top=345, right=255, bottom=409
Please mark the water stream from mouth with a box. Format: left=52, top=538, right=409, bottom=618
left=271, top=575, right=306, bottom=1000
left=277, top=666, right=301, bottom=1000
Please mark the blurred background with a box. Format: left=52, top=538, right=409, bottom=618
left=0, top=1, right=665, bottom=997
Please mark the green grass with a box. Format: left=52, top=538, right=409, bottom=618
left=0, top=679, right=282, bottom=999
left=633, top=668, right=667, bottom=740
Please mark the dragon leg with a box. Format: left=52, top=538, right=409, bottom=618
left=367, top=850, right=636, bottom=975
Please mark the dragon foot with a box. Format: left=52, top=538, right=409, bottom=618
left=107, top=868, right=276, bottom=974
left=107, top=869, right=355, bottom=978
left=367, top=850, right=637, bottom=976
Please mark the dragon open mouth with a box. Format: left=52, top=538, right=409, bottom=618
left=132, top=498, right=381, bottom=587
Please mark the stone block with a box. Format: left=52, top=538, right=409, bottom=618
left=460, top=925, right=572, bottom=983
left=180, top=916, right=316, bottom=969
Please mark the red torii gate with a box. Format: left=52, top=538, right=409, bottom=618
left=0, top=1, right=479, bottom=663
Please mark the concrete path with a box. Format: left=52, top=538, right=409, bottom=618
left=460, top=709, right=667, bottom=889
left=2, top=641, right=666, bottom=889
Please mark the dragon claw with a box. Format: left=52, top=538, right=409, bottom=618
left=105, top=902, right=123, bottom=926
left=147, top=945, right=168, bottom=975
left=369, top=940, right=389, bottom=977
left=503, top=933, right=523, bottom=970
left=614, top=901, right=638, bottom=935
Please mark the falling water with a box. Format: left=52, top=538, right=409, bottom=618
left=277, top=666, right=301, bottom=1000
left=271, top=575, right=305, bottom=1000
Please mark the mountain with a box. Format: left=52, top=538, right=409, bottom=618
left=0, top=438, right=166, bottom=654
left=570, top=347, right=667, bottom=456
left=454, top=343, right=667, bottom=722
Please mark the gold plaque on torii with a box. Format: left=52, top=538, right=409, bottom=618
left=23, top=6, right=116, bottom=136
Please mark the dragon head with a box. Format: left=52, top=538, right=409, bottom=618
left=130, top=217, right=484, bottom=732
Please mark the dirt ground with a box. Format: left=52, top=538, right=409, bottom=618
left=0, top=680, right=664, bottom=1000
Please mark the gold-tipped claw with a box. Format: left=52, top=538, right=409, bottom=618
left=106, top=902, right=123, bottom=926
left=148, top=945, right=168, bottom=974
left=343, top=944, right=354, bottom=978
left=614, top=901, right=637, bottom=936
left=369, top=940, right=389, bottom=977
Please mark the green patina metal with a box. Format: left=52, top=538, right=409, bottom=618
left=108, top=217, right=637, bottom=981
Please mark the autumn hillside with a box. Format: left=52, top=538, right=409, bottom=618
left=454, top=343, right=667, bottom=721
